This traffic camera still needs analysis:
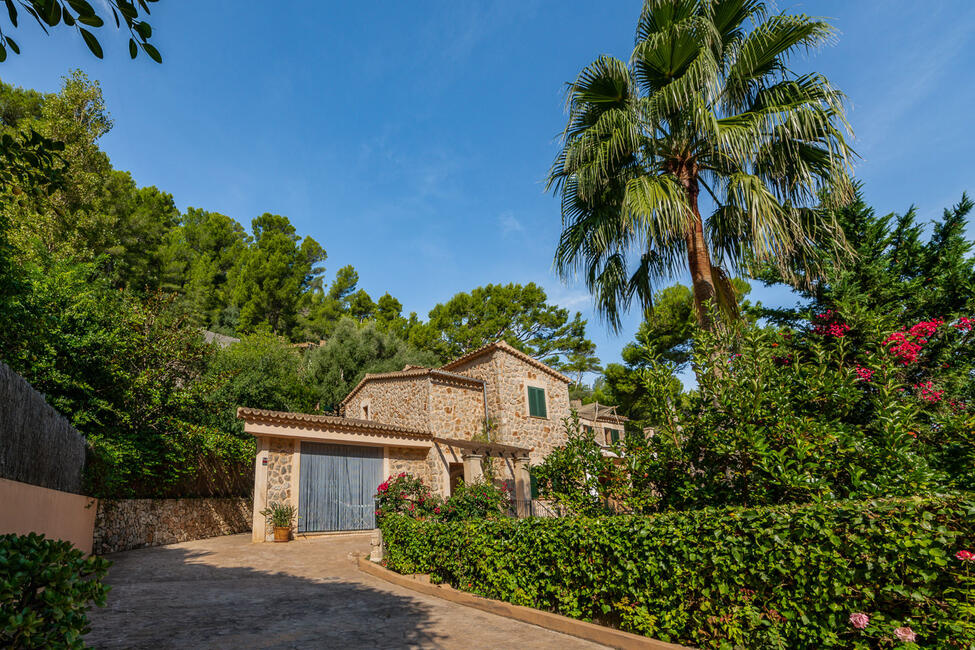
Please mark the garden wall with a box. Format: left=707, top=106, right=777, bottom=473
left=0, top=478, right=98, bottom=554
left=93, top=497, right=251, bottom=555
left=0, top=362, right=97, bottom=552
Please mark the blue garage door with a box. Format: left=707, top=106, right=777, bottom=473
left=298, top=443, right=383, bottom=532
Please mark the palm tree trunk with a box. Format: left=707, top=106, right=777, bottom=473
left=682, top=173, right=716, bottom=329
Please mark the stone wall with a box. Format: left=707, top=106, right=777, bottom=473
left=93, top=497, right=251, bottom=555
left=345, top=377, right=430, bottom=430
left=451, top=349, right=571, bottom=465
left=428, top=379, right=485, bottom=440
left=266, top=437, right=295, bottom=507
left=387, top=447, right=444, bottom=495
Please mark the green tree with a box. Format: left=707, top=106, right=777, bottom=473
left=561, top=349, right=602, bottom=387
left=203, top=332, right=315, bottom=435
left=755, top=190, right=975, bottom=328
left=597, top=281, right=746, bottom=424
left=0, top=0, right=162, bottom=62
left=296, top=264, right=361, bottom=340
left=347, top=288, right=376, bottom=323
left=548, top=0, right=854, bottom=329
left=230, top=212, right=325, bottom=334
left=306, top=318, right=438, bottom=411
left=0, top=254, right=242, bottom=497
left=413, top=282, right=596, bottom=365
left=159, top=207, right=250, bottom=328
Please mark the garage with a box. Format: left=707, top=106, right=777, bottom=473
left=298, top=442, right=383, bottom=533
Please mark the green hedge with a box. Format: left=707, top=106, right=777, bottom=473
left=380, top=495, right=975, bottom=648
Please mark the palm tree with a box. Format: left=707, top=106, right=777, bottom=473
left=549, top=0, right=854, bottom=330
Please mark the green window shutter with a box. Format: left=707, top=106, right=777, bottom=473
left=528, top=386, right=546, bottom=417
left=610, top=428, right=620, bottom=444
left=530, top=470, right=538, bottom=499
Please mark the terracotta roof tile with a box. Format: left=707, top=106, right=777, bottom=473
left=440, top=340, right=571, bottom=383
left=236, top=407, right=432, bottom=439
left=338, top=368, right=483, bottom=407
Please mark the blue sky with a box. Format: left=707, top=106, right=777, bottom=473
left=2, top=1, right=974, bottom=384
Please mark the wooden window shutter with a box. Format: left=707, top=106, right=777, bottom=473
left=528, top=386, right=546, bottom=417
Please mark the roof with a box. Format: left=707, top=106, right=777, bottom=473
left=440, top=340, right=571, bottom=384
left=572, top=401, right=629, bottom=423
left=236, top=407, right=433, bottom=439
left=339, top=367, right=484, bottom=407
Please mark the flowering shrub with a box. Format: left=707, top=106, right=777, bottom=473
left=381, top=495, right=975, bottom=649
left=812, top=309, right=851, bottom=337
left=376, top=473, right=510, bottom=522
left=375, top=473, right=443, bottom=521
left=439, top=479, right=510, bottom=521
left=624, top=309, right=975, bottom=511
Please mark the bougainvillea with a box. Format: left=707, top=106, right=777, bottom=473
left=915, top=381, right=945, bottom=403
left=812, top=309, right=851, bottom=337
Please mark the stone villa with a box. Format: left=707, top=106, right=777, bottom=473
left=239, top=340, right=625, bottom=541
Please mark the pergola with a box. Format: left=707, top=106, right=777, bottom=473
left=432, top=437, right=533, bottom=517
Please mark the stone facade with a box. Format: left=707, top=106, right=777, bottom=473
left=447, top=347, right=571, bottom=465
left=240, top=342, right=590, bottom=539
left=93, top=497, right=251, bottom=555
left=387, top=446, right=441, bottom=494
left=428, top=380, right=486, bottom=440
left=344, top=376, right=430, bottom=430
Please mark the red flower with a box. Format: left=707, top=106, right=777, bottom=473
left=956, top=550, right=975, bottom=561
left=853, top=366, right=873, bottom=382
left=812, top=310, right=850, bottom=338
left=954, top=316, right=974, bottom=331
left=915, top=381, right=944, bottom=403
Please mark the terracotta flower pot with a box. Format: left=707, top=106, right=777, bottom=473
left=273, top=526, right=291, bottom=543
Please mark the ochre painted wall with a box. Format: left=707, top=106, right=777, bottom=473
left=0, top=477, right=97, bottom=554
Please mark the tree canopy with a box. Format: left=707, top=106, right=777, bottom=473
left=410, top=282, right=597, bottom=367
left=0, top=0, right=162, bottom=62
left=549, top=0, right=854, bottom=329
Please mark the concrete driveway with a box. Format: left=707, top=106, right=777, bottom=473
left=87, top=533, right=606, bottom=649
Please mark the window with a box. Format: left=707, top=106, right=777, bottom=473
left=362, top=405, right=369, bottom=420
left=583, top=424, right=594, bottom=435
left=527, top=386, right=547, bottom=418
left=605, top=428, right=620, bottom=445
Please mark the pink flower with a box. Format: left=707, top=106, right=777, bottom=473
left=854, top=366, right=873, bottom=382
left=849, top=612, right=870, bottom=630
left=956, top=550, right=975, bottom=561
left=954, top=316, right=974, bottom=332
left=894, top=626, right=916, bottom=643
left=915, top=381, right=944, bottom=403
left=812, top=310, right=851, bottom=337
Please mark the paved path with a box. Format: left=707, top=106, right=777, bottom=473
left=87, top=533, right=606, bottom=649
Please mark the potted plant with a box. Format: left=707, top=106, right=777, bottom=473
left=260, top=502, right=297, bottom=542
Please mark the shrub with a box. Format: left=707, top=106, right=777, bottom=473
left=441, top=479, right=510, bottom=521
left=623, top=311, right=975, bottom=511
left=380, top=494, right=975, bottom=648
left=376, top=473, right=443, bottom=520
left=0, top=533, right=110, bottom=649
left=532, top=412, right=633, bottom=515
